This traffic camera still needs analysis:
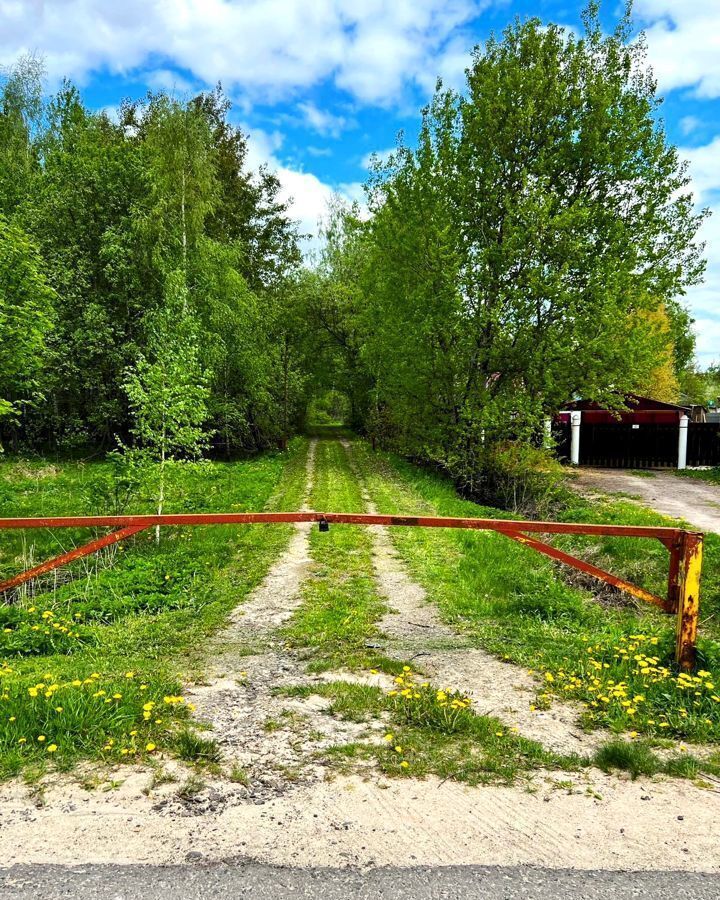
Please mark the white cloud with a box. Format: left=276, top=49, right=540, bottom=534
left=680, top=115, right=701, bottom=136
left=338, top=181, right=366, bottom=207
left=98, top=104, right=120, bottom=123
left=682, top=137, right=720, bottom=202
left=0, top=0, right=488, bottom=106
left=242, top=123, right=359, bottom=255
left=144, top=68, right=195, bottom=94
left=297, top=102, right=348, bottom=137
left=636, top=1, right=720, bottom=98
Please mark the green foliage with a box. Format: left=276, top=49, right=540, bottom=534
left=458, top=442, right=567, bottom=516
left=124, top=272, right=210, bottom=461
left=0, top=71, right=304, bottom=455
left=0, top=215, right=54, bottom=436
left=304, top=6, right=705, bottom=489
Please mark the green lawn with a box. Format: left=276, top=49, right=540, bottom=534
left=0, top=440, right=309, bottom=779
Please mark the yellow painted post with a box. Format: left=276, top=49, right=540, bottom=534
left=676, top=532, right=703, bottom=671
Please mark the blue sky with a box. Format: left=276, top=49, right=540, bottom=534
left=2, top=0, right=719, bottom=364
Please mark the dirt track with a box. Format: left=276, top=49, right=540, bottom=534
left=1, top=438, right=719, bottom=874
left=572, top=469, right=720, bottom=534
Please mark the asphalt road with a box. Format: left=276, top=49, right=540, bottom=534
left=2, top=863, right=719, bottom=900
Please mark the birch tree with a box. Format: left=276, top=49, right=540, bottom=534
left=123, top=271, right=210, bottom=539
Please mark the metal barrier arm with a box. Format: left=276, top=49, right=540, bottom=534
left=0, top=512, right=687, bottom=540
left=0, top=525, right=148, bottom=595
left=0, top=512, right=703, bottom=669
left=503, top=530, right=669, bottom=611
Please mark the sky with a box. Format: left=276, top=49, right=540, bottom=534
left=1, top=0, right=719, bottom=364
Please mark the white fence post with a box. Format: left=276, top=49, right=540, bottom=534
left=678, top=414, right=689, bottom=470
left=570, top=411, right=582, bottom=465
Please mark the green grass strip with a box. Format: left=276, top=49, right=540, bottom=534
left=283, top=437, right=387, bottom=672
left=349, top=441, right=720, bottom=746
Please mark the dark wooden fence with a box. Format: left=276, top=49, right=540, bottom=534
left=687, top=423, right=720, bottom=467
left=552, top=421, right=720, bottom=468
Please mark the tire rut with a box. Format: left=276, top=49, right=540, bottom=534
left=340, top=439, right=606, bottom=757
left=184, top=438, right=382, bottom=808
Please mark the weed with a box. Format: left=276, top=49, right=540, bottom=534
left=177, top=774, right=205, bottom=800
left=173, top=729, right=221, bottom=764
left=229, top=764, right=249, bottom=785
left=594, top=740, right=662, bottom=778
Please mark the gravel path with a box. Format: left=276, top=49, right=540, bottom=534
left=572, top=469, right=720, bottom=534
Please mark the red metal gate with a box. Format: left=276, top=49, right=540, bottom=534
left=0, top=512, right=703, bottom=670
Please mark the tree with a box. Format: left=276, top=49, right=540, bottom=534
left=0, top=69, right=303, bottom=454
left=0, top=54, right=44, bottom=217
left=0, top=215, right=54, bottom=449
left=634, top=306, right=680, bottom=403
left=358, top=3, right=707, bottom=483
left=123, top=271, right=210, bottom=539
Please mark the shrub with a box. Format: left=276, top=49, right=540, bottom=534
left=471, top=442, right=567, bottom=517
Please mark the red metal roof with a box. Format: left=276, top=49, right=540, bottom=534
left=563, top=394, right=689, bottom=413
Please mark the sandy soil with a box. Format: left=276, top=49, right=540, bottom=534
left=572, top=469, right=720, bottom=534
left=0, top=769, right=718, bottom=872
left=1, top=439, right=720, bottom=873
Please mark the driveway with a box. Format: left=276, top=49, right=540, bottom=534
left=572, top=469, right=720, bottom=534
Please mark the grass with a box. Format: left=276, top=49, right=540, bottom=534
left=7, top=427, right=720, bottom=787
left=173, top=729, right=221, bottom=764
left=282, top=436, right=388, bottom=672
left=676, top=468, right=720, bottom=486
left=347, top=439, right=720, bottom=745
left=0, top=438, right=309, bottom=780
left=593, top=739, right=720, bottom=780
left=282, top=670, right=584, bottom=785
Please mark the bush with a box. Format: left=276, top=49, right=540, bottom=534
left=471, top=442, right=567, bottom=517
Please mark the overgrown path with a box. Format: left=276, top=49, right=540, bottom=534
left=1, top=433, right=719, bottom=873
left=341, top=438, right=601, bottom=757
